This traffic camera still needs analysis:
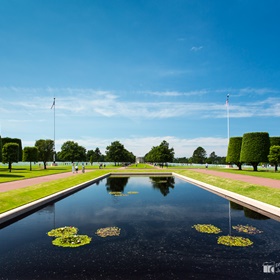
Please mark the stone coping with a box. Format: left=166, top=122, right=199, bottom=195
left=0, top=172, right=279, bottom=226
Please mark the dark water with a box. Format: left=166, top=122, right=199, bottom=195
left=0, top=176, right=279, bottom=280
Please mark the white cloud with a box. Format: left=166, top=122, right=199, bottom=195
left=190, top=46, right=203, bottom=51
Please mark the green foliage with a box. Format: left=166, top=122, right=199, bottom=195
left=270, top=137, right=280, bottom=147
left=240, top=132, right=270, bottom=171
left=87, top=147, right=103, bottom=162
left=268, top=145, right=280, bottom=172
left=226, top=137, right=243, bottom=169
left=58, top=141, right=86, bottom=163
left=52, top=234, right=91, bottom=248
left=192, top=146, right=207, bottom=164
left=192, top=224, right=222, bottom=234
left=105, top=141, right=135, bottom=165
left=2, top=143, right=19, bottom=172
left=48, top=226, right=78, bottom=237
left=217, top=236, right=253, bottom=247
left=35, top=139, right=54, bottom=169
left=144, top=140, right=174, bottom=163
left=1, top=137, right=22, bottom=161
left=23, top=146, right=38, bottom=171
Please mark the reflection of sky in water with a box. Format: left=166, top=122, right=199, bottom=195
left=0, top=176, right=280, bottom=279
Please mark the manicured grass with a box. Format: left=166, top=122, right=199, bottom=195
left=172, top=169, right=280, bottom=208
left=0, top=169, right=110, bottom=214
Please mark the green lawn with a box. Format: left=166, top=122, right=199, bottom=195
left=171, top=169, right=280, bottom=208
left=0, top=164, right=279, bottom=214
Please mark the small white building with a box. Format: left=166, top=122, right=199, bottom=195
left=136, top=157, right=145, bottom=163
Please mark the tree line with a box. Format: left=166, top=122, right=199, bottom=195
left=0, top=137, right=136, bottom=172
left=1, top=131, right=279, bottom=172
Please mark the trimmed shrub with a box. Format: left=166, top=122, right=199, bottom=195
left=226, top=137, right=243, bottom=170
left=270, top=137, right=280, bottom=147
left=240, top=132, right=270, bottom=171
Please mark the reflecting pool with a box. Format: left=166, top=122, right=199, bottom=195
left=0, top=176, right=279, bottom=279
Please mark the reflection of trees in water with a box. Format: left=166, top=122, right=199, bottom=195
left=149, top=176, right=175, bottom=196
left=243, top=208, right=270, bottom=220
left=230, top=201, right=270, bottom=220
left=106, top=177, right=129, bottom=193
left=230, top=201, right=244, bottom=211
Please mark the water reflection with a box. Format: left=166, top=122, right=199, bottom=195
left=149, top=176, right=175, bottom=196
left=230, top=201, right=270, bottom=220
left=0, top=176, right=279, bottom=280
left=106, top=177, right=129, bottom=193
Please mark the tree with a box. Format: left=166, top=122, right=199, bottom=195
left=59, top=141, right=87, bottom=163
left=192, top=146, right=207, bottom=164
left=207, top=151, right=218, bottom=164
left=87, top=147, right=103, bottom=162
left=240, top=132, right=270, bottom=171
left=2, top=143, right=19, bottom=172
left=23, top=147, right=38, bottom=171
left=144, top=140, right=174, bottom=165
left=270, top=137, right=280, bottom=147
left=226, top=137, right=243, bottom=170
left=106, top=141, right=134, bottom=165
left=35, top=139, right=54, bottom=169
left=268, top=145, right=280, bottom=172
left=1, top=137, right=23, bottom=161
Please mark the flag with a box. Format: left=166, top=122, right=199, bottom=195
left=226, top=94, right=229, bottom=106
left=51, top=98, right=55, bottom=109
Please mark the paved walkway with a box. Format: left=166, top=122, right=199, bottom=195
left=0, top=170, right=95, bottom=193
left=191, top=169, right=280, bottom=189
left=0, top=168, right=279, bottom=193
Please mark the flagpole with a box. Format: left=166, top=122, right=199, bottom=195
left=51, top=97, right=56, bottom=163
left=226, top=93, right=231, bottom=235
left=227, top=94, right=230, bottom=144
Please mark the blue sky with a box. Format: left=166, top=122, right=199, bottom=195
left=0, top=0, right=279, bottom=158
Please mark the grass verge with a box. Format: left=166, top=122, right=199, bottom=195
left=173, top=169, right=280, bottom=208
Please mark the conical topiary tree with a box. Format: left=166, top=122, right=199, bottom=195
left=240, top=132, right=270, bottom=171
left=226, top=137, right=243, bottom=170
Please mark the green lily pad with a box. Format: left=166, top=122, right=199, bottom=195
left=192, top=224, right=222, bottom=234
left=217, top=235, right=253, bottom=247
left=52, top=234, right=92, bottom=248
left=47, top=226, right=78, bottom=237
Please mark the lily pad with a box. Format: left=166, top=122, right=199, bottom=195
left=232, top=224, right=263, bottom=234
left=52, top=234, right=92, bottom=248
left=192, top=224, right=222, bottom=234
left=96, top=226, right=121, bottom=238
left=109, top=192, right=128, bottom=196
left=47, top=226, right=78, bottom=237
left=217, top=235, right=253, bottom=247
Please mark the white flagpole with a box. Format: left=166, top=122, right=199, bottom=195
left=226, top=93, right=231, bottom=235
left=51, top=98, right=56, bottom=163
left=226, top=94, right=230, bottom=144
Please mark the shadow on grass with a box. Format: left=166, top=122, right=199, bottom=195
left=0, top=174, right=24, bottom=178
